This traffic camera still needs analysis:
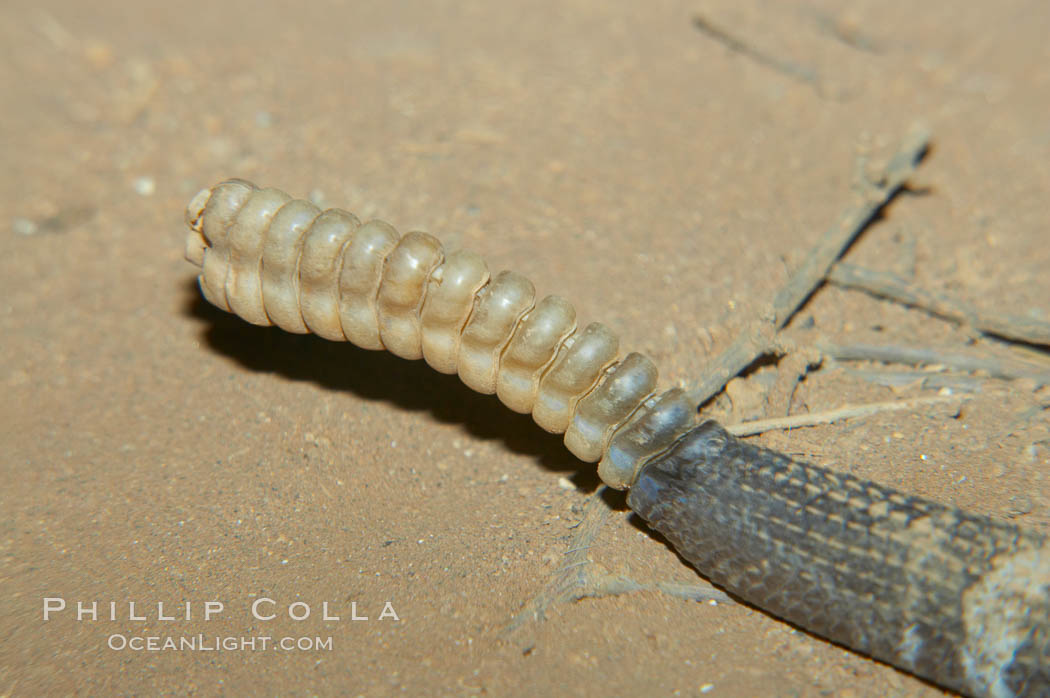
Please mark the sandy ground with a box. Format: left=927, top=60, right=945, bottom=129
left=2, top=0, right=1049, bottom=695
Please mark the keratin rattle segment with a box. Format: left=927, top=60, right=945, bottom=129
left=185, top=179, right=1048, bottom=698
left=184, top=178, right=692, bottom=486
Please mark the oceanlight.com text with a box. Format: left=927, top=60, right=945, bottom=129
left=107, top=634, right=333, bottom=652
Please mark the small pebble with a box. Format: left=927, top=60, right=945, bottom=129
left=13, top=217, right=38, bottom=236
left=557, top=477, right=575, bottom=490
left=133, top=176, right=156, bottom=196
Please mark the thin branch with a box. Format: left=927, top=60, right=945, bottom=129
left=828, top=262, right=1050, bottom=346
left=502, top=491, right=612, bottom=635
left=771, top=124, right=931, bottom=328
left=725, top=395, right=965, bottom=437
left=820, top=341, right=1050, bottom=385
left=502, top=485, right=735, bottom=638
left=688, top=124, right=932, bottom=408
left=842, top=367, right=984, bottom=394
left=692, top=14, right=818, bottom=86
left=653, top=581, right=731, bottom=604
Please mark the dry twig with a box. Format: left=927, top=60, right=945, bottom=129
left=828, top=262, right=1050, bottom=346
left=692, top=14, right=818, bottom=86
left=820, top=341, right=1050, bottom=386
left=725, top=394, right=965, bottom=437
left=688, top=125, right=932, bottom=408
left=503, top=489, right=731, bottom=638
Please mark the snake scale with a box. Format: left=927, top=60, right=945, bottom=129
left=631, top=421, right=1049, bottom=698
left=184, top=179, right=1049, bottom=697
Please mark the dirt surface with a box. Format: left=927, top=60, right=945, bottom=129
left=3, top=1, right=1049, bottom=695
